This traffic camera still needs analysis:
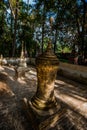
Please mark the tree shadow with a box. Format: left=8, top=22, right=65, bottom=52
left=0, top=66, right=87, bottom=130
left=0, top=66, right=36, bottom=130
left=57, top=115, right=77, bottom=130
left=55, top=76, right=87, bottom=99
left=57, top=75, right=87, bottom=91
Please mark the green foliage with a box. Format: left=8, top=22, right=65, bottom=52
left=0, top=0, right=86, bottom=58
left=0, top=0, right=12, bottom=56
left=43, top=37, right=50, bottom=51
left=56, top=41, right=71, bottom=53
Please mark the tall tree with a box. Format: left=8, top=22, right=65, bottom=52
left=9, top=0, right=19, bottom=56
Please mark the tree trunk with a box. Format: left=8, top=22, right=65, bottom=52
left=81, top=1, right=85, bottom=58
left=54, top=29, right=58, bottom=54
left=42, top=22, right=44, bottom=54
left=9, top=10, right=13, bottom=57
left=54, top=10, right=59, bottom=54
left=12, top=0, right=18, bottom=57
left=41, top=3, right=46, bottom=54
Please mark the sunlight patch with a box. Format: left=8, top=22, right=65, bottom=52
left=55, top=80, right=65, bottom=85
left=29, top=70, right=36, bottom=75
left=18, top=78, right=27, bottom=84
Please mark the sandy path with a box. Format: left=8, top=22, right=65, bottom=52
left=0, top=66, right=87, bottom=130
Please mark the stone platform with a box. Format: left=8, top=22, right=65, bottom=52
left=22, top=98, right=66, bottom=130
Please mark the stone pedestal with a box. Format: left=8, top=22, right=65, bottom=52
left=22, top=41, right=66, bottom=129
left=14, top=43, right=28, bottom=79
left=19, top=43, right=27, bottom=67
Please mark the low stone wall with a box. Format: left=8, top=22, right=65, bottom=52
left=59, top=62, right=87, bottom=73
left=1, top=57, right=87, bottom=84
left=58, top=62, right=87, bottom=85
left=0, top=57, right=36, bottom=66
left=29, top=58, right=36, bottom=65
left=1, top=58, right=30, bottom=66
left=29, top=58, right=87, bottom=84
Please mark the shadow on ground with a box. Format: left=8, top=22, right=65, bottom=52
left=0, top=66, right=87, bottom=130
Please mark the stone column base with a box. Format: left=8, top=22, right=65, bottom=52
left=22, top=98, right=66, bottom=130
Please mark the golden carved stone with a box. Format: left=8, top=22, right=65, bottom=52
left=22, top=40, right=65, bottom=130
left=31, top=40, right=60, bottom=115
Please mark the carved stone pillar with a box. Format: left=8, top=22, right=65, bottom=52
left=31, top=40, right=60, bottom=115
left=19, top=43, right=27, bottom=67
left=23, top=40, right=65, bottom=130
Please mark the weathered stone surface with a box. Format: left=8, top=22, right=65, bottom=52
left=14, top=66, right=30, bottom=79
left=22, top=41, right=65, bottom=129
left=22, top=98, right=66, bottom=130
left=31, top=41, right=60, bottom=116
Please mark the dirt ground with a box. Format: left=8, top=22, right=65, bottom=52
left=0, top=65, right=87, bottom=130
